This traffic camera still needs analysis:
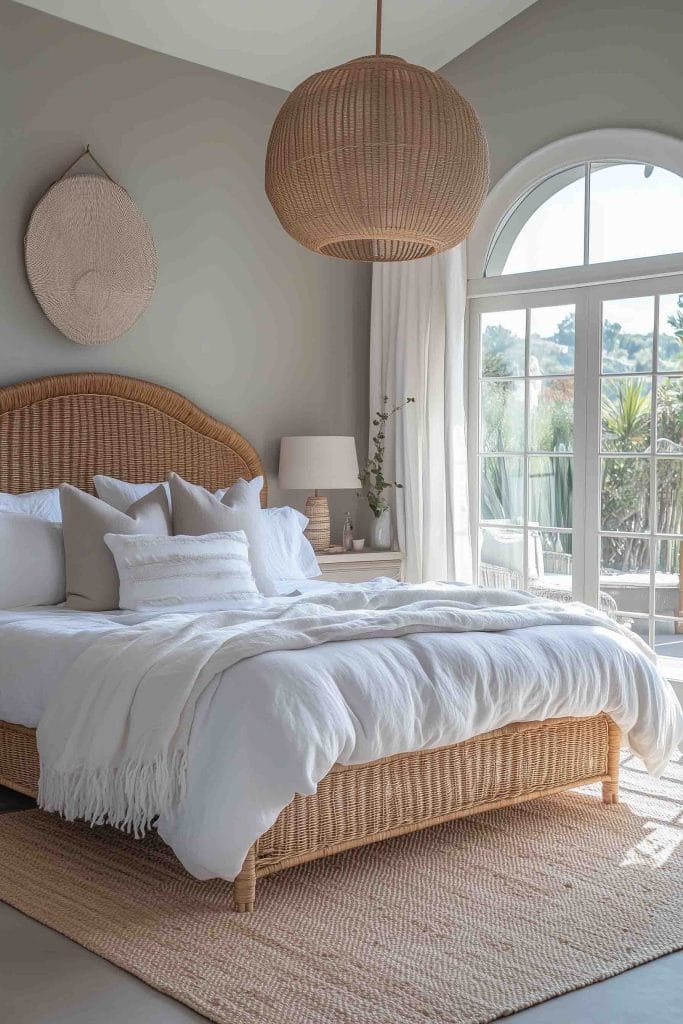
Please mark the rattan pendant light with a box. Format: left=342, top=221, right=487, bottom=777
left=265, top=0, right=489, bottom=262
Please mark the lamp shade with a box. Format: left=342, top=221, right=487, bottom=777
left=279, top=436, right=359, bottom=490
left=265, top=54, right=489, bottom=262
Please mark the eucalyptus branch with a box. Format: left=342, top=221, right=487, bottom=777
left=358, top=395, right=415, bottom=518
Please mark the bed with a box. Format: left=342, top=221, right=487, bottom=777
left=0, top=372, right=625, bottom=912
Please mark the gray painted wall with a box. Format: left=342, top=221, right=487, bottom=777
left=0, top=0, right=371, bottom=532
left=440, top=0, right=683, bottom=187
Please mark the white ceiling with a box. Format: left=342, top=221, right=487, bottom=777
left=14, top=0, right=536, bottom=92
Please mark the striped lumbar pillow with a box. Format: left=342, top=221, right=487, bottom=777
left=103, top=530, right=261, bottom=611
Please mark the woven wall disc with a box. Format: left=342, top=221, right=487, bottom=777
left=24, top=174, right=158, bottom=345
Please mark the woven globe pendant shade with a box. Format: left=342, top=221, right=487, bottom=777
left=265, top=53, right=489, bottom=262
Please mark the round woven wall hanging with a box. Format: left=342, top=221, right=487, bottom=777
left=25, top=173, right=157, bottom=345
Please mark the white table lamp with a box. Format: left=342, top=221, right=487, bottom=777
left=279, top=435, right=359, bottom=551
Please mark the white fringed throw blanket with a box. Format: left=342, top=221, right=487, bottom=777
left=37, top=585, right=654, bottom=835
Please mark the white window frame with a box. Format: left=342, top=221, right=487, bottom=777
left=469, top=275, right=683, bottom=609
left=468, top=129, right=683, bottom=288
left=468, top=286, right=588, bottom=598
left=466, top=129, right=683, bottom=667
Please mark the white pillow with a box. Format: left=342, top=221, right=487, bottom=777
left=93, top=476, right=172, bottom=511
left=93, top=474, right=262, bottom=512
left=0, top=487, right=61, bottom=522
left=104, top=530, right=260, bottom=612
left=262, top=506, right=320, bottom=580
left=0, top=514, right=65, bottom=607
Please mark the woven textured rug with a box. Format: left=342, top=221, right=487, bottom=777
left=0, top=752, right=681, bottom=1024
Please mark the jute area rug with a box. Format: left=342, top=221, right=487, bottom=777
left=0, top=752, right=681, bottom=1024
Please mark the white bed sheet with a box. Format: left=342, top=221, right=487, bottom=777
left=1, top=583, right=681, bottom=881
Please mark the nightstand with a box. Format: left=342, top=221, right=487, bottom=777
left=316, top=550, right=405, bottom=584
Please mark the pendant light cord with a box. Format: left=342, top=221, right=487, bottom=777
left=375, top=0, right=382, bottom=55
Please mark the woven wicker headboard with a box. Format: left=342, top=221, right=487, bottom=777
left=0, top=373, right=266, bottom=504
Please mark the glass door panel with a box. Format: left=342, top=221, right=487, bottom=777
left=593, top=287, right=683, bottom=664
left=529, top=305, right=575, bottom=374
left=657, top=293, right=683, bottom=371
left=655, top=539, right=682, bottom=616
left=600, top=458, right=650, bottom=533
left=477, top=302, right=576, bottom=597
left=599, top=534, right=651, bottom=629
left=471, top=276, right=683, bottom=679
left=481, top=380, right=525, bottom=451
left=601, top=377, right=651, bottom=452
left=601, top=296, right=654, bottom=372
left=529, top=379, right=574, bottom=451
left=479, top=526, right=524, bottom=589
left=481, top=309, right=525, bottom=376
left=540, top=530, right=573, bottom=589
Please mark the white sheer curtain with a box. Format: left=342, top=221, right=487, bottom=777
left=369, top=246, right=472, bottom=583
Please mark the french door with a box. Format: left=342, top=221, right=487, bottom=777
left=469, top=273, right=683, bottom=670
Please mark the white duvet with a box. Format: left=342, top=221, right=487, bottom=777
left=1, top=580, right=682, bottom=881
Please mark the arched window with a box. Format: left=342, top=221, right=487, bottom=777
left=487, top=162, right=683, bottom=276
left=467, top=131, right=683, bottom=681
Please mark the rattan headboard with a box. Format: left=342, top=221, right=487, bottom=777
left=0, top=373, right=267, bottom=504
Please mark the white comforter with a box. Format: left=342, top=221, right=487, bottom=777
left=2, top=580, right=682, bottom=881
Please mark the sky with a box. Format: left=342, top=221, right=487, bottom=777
left=500, top=163, right=683, bottom=279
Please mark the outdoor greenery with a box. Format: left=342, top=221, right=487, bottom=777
left=482, top=298, right=683, bottom=573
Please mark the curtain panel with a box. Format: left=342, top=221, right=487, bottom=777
left=369, top=246, right=472, bottom=584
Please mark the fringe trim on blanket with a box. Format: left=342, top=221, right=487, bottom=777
left=37, top=751, right=188, bottom=838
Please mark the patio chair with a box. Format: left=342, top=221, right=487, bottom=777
left=479, top=524, right=619, bottom=617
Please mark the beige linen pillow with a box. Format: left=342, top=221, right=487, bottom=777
left=60, top=484, right=171, bottom=611
left=168, top=473, right=277, bottom=596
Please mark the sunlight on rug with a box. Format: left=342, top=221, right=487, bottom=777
left=0, top=750, right=681, bottom=1024
left=584, top=751, right=683, bottom=868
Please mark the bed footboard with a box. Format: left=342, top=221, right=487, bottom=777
left=233, top=712, right=620, bottom=911
left=0, top=713, right=620, bottom=912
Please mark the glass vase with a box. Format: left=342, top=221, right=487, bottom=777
left=371, top=508, right=392, bottom=550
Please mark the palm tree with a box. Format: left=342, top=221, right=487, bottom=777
left=600, top=378, right=651, bottom=571
left=601, top=377, right=650, bottom=452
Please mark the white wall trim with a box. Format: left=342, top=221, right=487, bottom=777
left=468, top=128, right=683, bottom=281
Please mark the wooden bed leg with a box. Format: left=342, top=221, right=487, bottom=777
left=602, top=717, right=621, bottom=805
left=233, top=846, right=256, bottom=912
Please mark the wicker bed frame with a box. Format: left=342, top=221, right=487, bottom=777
left=0, top=373, right=621, bottom=912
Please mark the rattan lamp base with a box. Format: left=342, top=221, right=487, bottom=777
left=304, top=493, right=331, bottom=551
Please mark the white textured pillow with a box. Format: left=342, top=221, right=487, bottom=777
left=104, top=530, right=260, bottom=611
left=93, top=474, right=263, bottom=511
left=262, top=506, right=320, bottom=580
left=0, top=514, right=65, bottom=607
left=0, top=487, right=61, bottom=522
left=93, top=476, right=172, bottom=512
left=169, top=473, right=277, bottom=596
